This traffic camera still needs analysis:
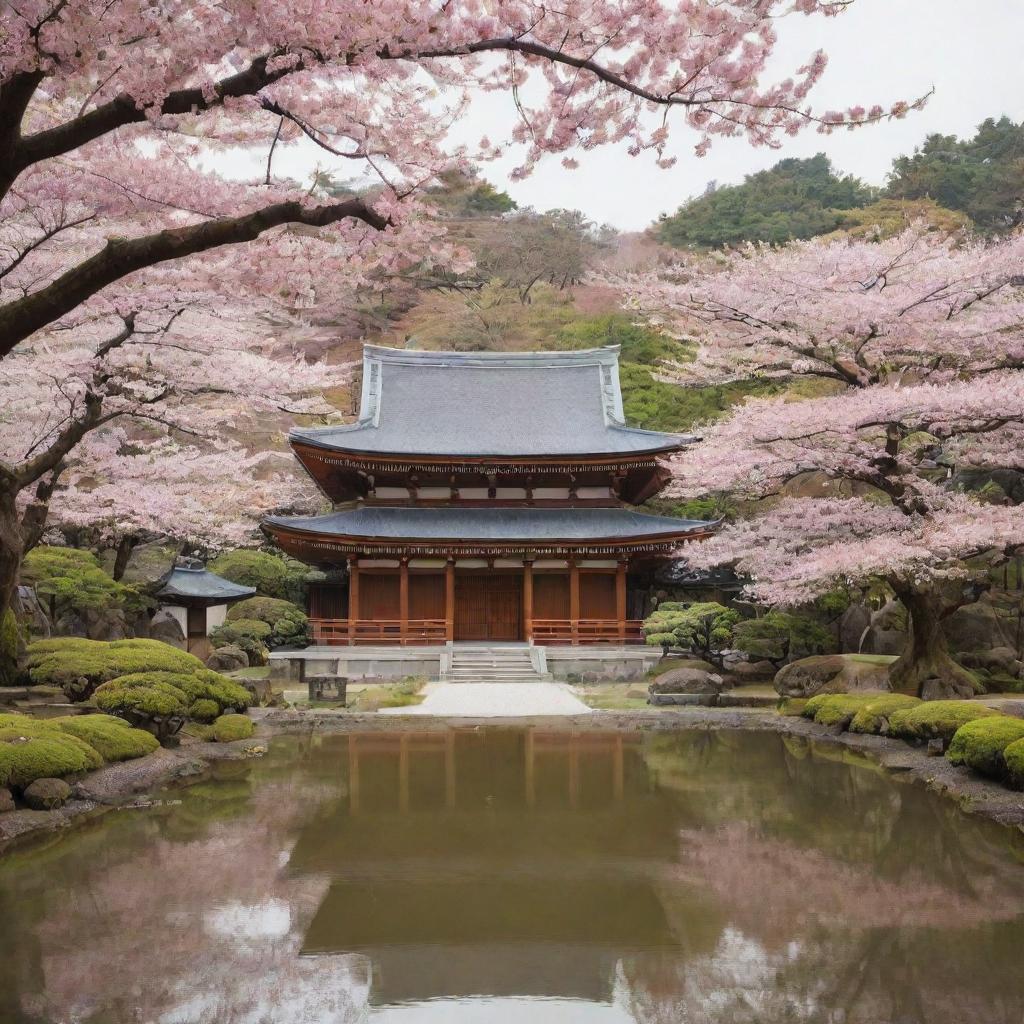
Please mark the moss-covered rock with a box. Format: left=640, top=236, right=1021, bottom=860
left=946, top=716, right=1024, bottom=778
left=22, top=777, right=72, bottom=810
left=887, top=700, right=1000, bottom=744
left=1003, top=737, right=1024, bottom=789
left=52, top=715, right=159, bottom=762
left=189, top=698, right=221, bottom=723
left=26, top=637, right=205, bottom=700
left=849, top=694, right=922, bottom=735
left=802, top=692, right=883, bottom=729
left=0, top=732, right=102, bottom=788
left=777, top=697, right=809, bottom=717
left=775, top=653, right=895, bottom=698
left=206, top=620, right=270, bottom=665
left=211, top=714, right=255, bottom=743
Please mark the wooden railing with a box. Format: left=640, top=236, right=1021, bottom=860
left=310, top=618, right=447, bottom=646
left=530, top=619, right=645, bottom=645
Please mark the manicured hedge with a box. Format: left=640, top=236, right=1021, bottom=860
left=801, top=693, right=881, bottom=727
left=52, top=715, right=159, bottom=763
left=887, top=701, right=1000, bottom=743
left=93, top=669, right=252, bottom=720
left=849, top=695, right=921, bottom=735
left=946, top=716, right=1024, bottom=779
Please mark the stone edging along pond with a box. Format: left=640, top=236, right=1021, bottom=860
left=2, top=706, right=1023, bottom=855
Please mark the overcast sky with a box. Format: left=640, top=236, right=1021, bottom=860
left=257, top=0, right=1024, bottom=231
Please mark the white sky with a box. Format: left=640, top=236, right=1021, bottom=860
left=253, top=0, right=1024, bottom=230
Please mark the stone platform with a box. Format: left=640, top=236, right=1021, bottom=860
left=269, top=643, right=660, bottom=684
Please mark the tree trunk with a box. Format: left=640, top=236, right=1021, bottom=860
left=0, top=487, right=25, bottom=686
left=112, top=535, right=139, bottom=582
left=889, top=583, right=979, bottom=700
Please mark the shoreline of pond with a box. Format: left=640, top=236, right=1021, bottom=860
left=2, top=705, right=1023, bottom=855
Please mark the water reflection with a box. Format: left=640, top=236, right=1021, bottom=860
left=0, top=728, right=1022, bottom=1023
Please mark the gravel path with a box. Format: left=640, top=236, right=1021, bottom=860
left=380, top=682, right=592, bottom=717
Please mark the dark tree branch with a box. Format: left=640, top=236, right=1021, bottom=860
left=0, top=197, right=389, bottom=355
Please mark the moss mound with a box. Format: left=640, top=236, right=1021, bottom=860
left=946, top=716, right=1024, bottom=778
left=211, top=714, right=255, bottom=743
left=226, top=597, right=308, bottom=644
left=888, top=701, right=1000, bottom=743
left=52, top=715, right=159, bottom=762
left=26, top=637, right=204, bottom=697
left=208, top=550, right=306, bottom=603
left=0, top=735, right=101, bottom=788
left=802, top=693, right=882, bottom=728
left=93, top=669, right=251, bottom=722
left=849, top=695, right=922, bottom=735
left=189, top=699, right=221, bottom=723
left=1003, top=738, right=1024, bottom=789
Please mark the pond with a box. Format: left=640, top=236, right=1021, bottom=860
left=1, top=728, right=1023, bottom=1024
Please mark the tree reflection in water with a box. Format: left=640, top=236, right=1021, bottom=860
left=0, top=728, right=1021, bottom=1024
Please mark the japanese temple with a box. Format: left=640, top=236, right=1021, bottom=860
left=262, top=344, right=713, bottom=650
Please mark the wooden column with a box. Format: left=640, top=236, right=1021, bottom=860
left=616, top=559, right=628, bottom=641
left=445, top=558, right=456, bottom=641
left=569, top=558, right=580, bottom=646
left=523, top=559, right=534, bottom=642
left=399, top=557, right=410, bottom=646
left=347, top=557, right=360, bottom=645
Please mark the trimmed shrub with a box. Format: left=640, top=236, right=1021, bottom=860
left=189, top=699, right=221, bottom=723
left=733, top=611, right=834, bottom=663
left=0, top=735, right=101, bottom=788
left=21, top=546, right=148, bottom=621
left=26, top=637, right=204, bottom=699
left=849, top=695, right=922, bottom=735
left=1003, top=738, right=1024, bottom=789
left=802, top=693, right=881, bottom=728
left=93, top=669, right=252, bottom=722
left=53, top=715, right=159, bottom=762
left=642, top=602, right=740, bottom=658
left=946, top=716, right=1024, bottom=778
left=888, top=701, right=1000, bottom=744
left=209, top=550, right=307, bottom=603
left=226, top=597, right=308, bottom=643
left=211, top=714, right=255, bottom=743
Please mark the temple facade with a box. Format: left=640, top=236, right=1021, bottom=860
left=263, top=345, right=713, bottom=647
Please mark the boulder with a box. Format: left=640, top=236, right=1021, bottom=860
left=725, top=660, right=776, bottom=682
left=205, top=645, right=249, bottom=672
left=860, top=601, right=907, bottom=657
left=649, top=667, right=725, bottom=695
left=838, top=603, right=871, bottom=653
left=0, top=788, right=14, bottom=814
left=774, top=654, right=895, bottom=698
left=23, top=778, right=72, bottom=811
left=117, top=541, right=180, bottom=588
left=943, top=598, right=1014, bottom=654
left=958, top=647, right=1021, bottom=676
left=149, top=609, right=186, bottom=649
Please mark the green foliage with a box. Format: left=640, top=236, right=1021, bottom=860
left=225, top=597, right=308, bottom=646
left=208, top=550, right=307, bottom=603
left=802, top=693, right=881, bottom=728
left=555, top=313, right=684, bottom=365
left=93, top=674, right=190, bottom=717
left=25, top=637, right=204, bottom=698
left=849, top=695, right=921, bottom=734
left=52, top=715, right=159, bottom=762
left=946, top=716, right=1024, bottom=778
left=1003, top=738, right=1024, bottom=789
left=21, top=546, right=148, bottom=618
left=427, top=169, right=517, bottom=217
left=0, top=734, right=100, bottom=788
left=830, top=197, right=970, bottom=239
left=643, top=601, right=740, bottom=656
left=733, top=611, right=833, bottom=663
left=886, top=117, right=1024, bottom=232
left=657, top=154, right=876, bottom=249
left=214, top=617, right=271, bottom=641
left=1, top=607, right=19, bottom=687
left=887, top=701, right=1000, bottom=743
left=189, top=699, right=221, bottom=723
left=211, top=714, right=255, bottom=743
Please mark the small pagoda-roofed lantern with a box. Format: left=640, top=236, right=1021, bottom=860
left=154, top=558, right=256, bottom=658
left=263, top=344, right=716, bottom=647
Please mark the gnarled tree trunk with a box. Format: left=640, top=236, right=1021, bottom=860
left=889, top=582, right=980, bottom=700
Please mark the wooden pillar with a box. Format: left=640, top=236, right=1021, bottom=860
left=445, top=558, right=456, bottom=642
left=347, top=557, right=360, bottom=645
left=616, top=559, right=628, bottom=641
left=399, top=557, right=410, bottom=646
left=523, top=559, right=534, bottom=642
left=569, top=558, right=580, bottom=646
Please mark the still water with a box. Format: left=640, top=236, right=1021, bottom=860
left=1, top=728, right=1023, bottom=1024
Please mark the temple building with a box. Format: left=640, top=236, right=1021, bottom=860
left=263, top=344, right=712, bottom=653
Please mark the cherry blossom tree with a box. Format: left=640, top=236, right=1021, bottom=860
left=0, top=0, right=918, bottom=680
left=628, top=230, right=1024, bottom=697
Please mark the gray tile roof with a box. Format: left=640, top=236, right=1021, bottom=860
left=265, top=506, right=711, bottom=542
left=156, top=566, right=256, bottom=605
left=291, top=345, right=695, bottom=458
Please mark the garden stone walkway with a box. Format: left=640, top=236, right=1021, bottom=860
left=380, top=682, right=592, bottom=717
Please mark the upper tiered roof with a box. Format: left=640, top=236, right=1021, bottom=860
left=291, top=345, right=694, bottom=460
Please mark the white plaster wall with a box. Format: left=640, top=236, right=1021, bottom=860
left=161, top=605, right=189, bottom=634
left=206, top=604, right=228, bottom=632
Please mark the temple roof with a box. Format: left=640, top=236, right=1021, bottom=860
left=290, top=345, right=695, bottom=459
left=264, top=506, right=710, bottom=543
left=156, top=563, right=256, bottom=606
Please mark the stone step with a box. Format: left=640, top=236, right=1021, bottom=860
left=443, top=677, right=554, bottom=685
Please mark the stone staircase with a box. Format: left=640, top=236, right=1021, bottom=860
left=440, top=644, right=552, bottom=683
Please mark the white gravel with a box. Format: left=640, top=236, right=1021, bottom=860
left=380, top=682, right=592, bottom=717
